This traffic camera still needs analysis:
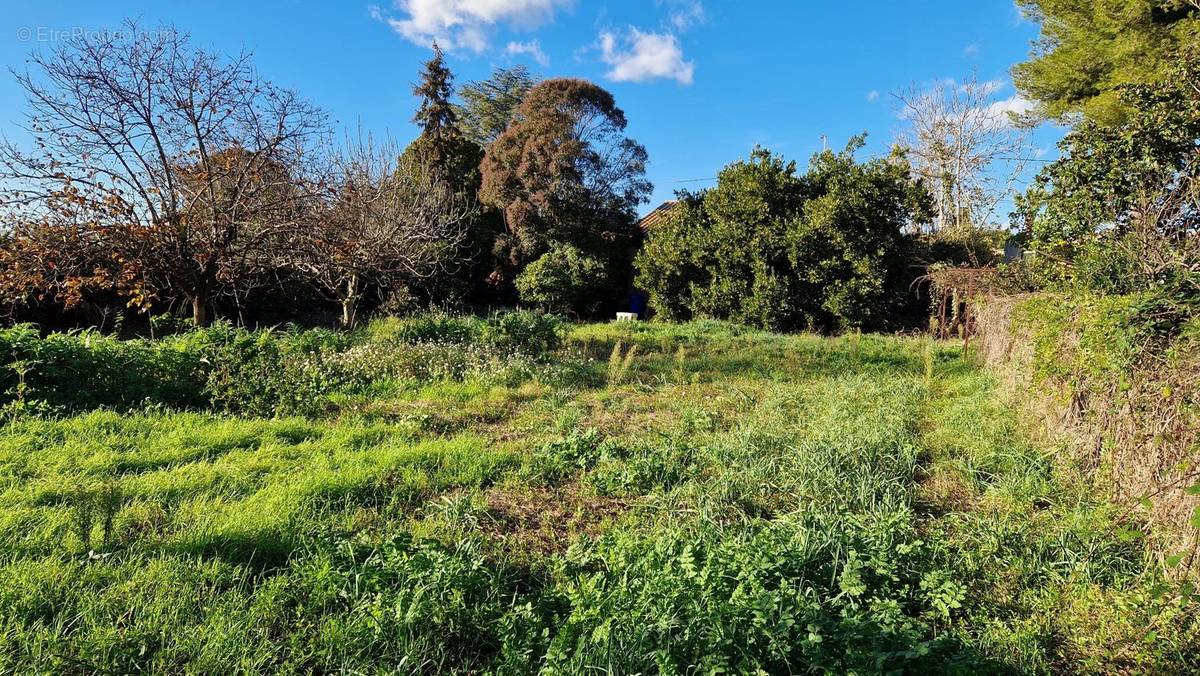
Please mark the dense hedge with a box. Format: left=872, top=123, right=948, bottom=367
left=634, top=143, right=932, bottom=333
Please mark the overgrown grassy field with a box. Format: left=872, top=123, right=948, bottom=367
left=0, top=317, right=1196, bottom=673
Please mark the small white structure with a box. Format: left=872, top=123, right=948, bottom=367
left=616, top=312, right=639, bottom=322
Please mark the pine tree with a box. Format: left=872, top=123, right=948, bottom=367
left=412, top=43, right=462, bottom=169
left=401, top=44, right=490, bottom=306
left=1013, top=0, right=1200, bottom=124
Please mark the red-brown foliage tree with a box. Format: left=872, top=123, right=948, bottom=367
left=0, top=22, right=327, bottom=325
left=479, top=78, right=651, bottom=304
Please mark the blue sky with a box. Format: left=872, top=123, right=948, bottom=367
left=0, top=1, right=1061, bottom=217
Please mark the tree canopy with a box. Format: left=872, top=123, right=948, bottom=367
left=409, top=44, right=479, bottom=180
left=1013, top=0, right=1200, bottom=124
left=480, top=78, right=651, bottom=313
left=636, top=140, right=932, bottom=332
left=454, top=66, right=537, bottom=148
left=1016, top=54, right=1200, bottom=292
left=0, top=23, right=326, bottom=325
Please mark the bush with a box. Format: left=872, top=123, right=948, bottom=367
left=515, top=245, right=611, bottom=317
left=0, top=312, right=567, bottom=419
left=0, top=324, right=209, bottom=413
left=365, top=311, right=563, bottom=355
left=200, top=324, right=353, bottom=417
left=478, top=310, right=563, bottom=353
left=635, top=142, right=931, bottom=332
left=1016, top=55, right=1200, bottom=295
left=365, top=312, right=482, bottom=345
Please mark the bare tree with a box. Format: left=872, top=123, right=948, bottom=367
left=300, top=135, right=472, bottom=328
left=0, top=21, right=327, bottom=324
left=894, top=76, right=1034, bottom=238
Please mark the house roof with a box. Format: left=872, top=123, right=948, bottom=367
left=637, top=200, right=679, bottom=232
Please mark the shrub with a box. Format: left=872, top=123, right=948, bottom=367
left=515, top=245, right=611, bottom=317
left=0, top=324, right=209, bottom=413
left=635, top=142, right=931, bottom=332
left=365, top=311, right=563, bottom=355
left=365, top=312, right=482, bottom=345
left=0, top=312, right=565, bottom=419
left=478, top=310, right=564, bottom=354
left=201, top=325, right=353, bottom=417
left=1016, top=55, right=1200, bottom=294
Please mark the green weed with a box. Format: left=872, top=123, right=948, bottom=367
left=0, top=319, right=1195, bottom=673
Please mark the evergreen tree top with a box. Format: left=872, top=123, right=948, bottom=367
left=412, top=43, right=460, bottom=142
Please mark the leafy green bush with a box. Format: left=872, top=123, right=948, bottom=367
left=200, top=325, right=353, bottom=417
left=0, top=324, right=209, bottom=413
left=1016, top=55, right=1200, bottom=294
left=365, top=310, right=563, bottom=354
left=478, top=310, right=564, bottom=353
left=515, top=245, right=611, bottom=317
left=365, top=312, right=482, bottom=345
left=0, top=311, right=563, bottom=419
left=635, top=141, right=931, bottom=332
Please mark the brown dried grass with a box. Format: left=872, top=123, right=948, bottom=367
left=975, top=295, right=1200, bottom=569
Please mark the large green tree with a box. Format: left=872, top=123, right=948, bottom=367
left=398, top=46, right=491, bottom=305
left=411, top=44, right=467, bottom=170
left=1016, top=55, right=1200, bottom=292
left=405, top=45, right=483, bottom=184
left=636, top=140, right=932, bottom=332
left=1013, top=0, right=1200, bottom=124
left=480, top=78, right=651, bottom=314
left=454, top=66, right=536, bottom=148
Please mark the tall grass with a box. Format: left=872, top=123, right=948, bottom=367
left=606, top=341, right=639, bottom=385
left=0, top=318, right=1195, bottom=673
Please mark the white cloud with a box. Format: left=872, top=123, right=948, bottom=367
left=963, top=43, right=980, bottom=58
left=506, top=39, right=549, bottom=66
left=987, top=94, right=1035, bottom=123
left=975, top=78, right=1006, bottom=97
left=665, top=0, right=706, bottom=31
left=866, top=90, right=880, bottom=102
left=599, top=28, right=695, bottom=85
left=371, top=0, right=569, bottom=52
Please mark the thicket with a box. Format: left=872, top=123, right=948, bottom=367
left=0, top=311, right=564, bottom=418
left=635, top=139, right=934, bottom=333
left=977, top=290, right=1200, bottom=562
left=950, top=5, right=1200, bottom=581
left=1013, top=54, right=1200, bottom=300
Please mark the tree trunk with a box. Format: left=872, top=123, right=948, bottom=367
left=341, top=275, right=360, bottom=328
left=191, top=292, right=209, bottom=327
